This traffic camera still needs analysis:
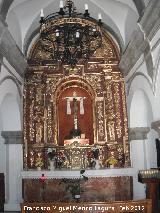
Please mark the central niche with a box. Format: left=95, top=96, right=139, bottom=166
left=57, top=86, right=94, bottom=146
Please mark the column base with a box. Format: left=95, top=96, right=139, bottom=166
left=4, top=203, right=21, bottom=211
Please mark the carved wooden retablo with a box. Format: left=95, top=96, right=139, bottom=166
left=24, top=19, right=130, bottom=170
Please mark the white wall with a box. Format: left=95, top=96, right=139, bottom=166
left=129, top=89, right=152, bottom=128
left=125, top=30, right=160, bottom=197
left=0, top=63, right=23, bottom=211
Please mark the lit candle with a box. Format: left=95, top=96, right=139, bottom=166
left=76, top=31, right=80, bottom=38
left=56, top=29, right=59, bottom=37
left=85, top=4, right=88, bottom=10
left=44, top=94, right=46, bottom=106
left=59, top=0, right=63, bottom=8
left=98, top=13, right=102, bottom=20
left=24, top=138, right=28, bottom=160
left=40, top=9, right=44, bottom=18
left=123, top=136, right=126, bottom=153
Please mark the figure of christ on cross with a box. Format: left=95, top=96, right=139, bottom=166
left=65, top=91, right=85, bottom=139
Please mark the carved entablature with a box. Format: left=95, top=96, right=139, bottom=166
left=24, top=26, right=130, bottom=170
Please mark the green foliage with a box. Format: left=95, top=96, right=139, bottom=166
left=60, top=170, right=88, bottom=199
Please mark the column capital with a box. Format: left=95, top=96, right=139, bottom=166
left=129, top=127, right=150, bottom=141
left=1, top=131, right=23, bottom=144
left=151, top=120, right=160, bottom=137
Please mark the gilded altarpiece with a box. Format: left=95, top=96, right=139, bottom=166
left=24, top=30, right=130, bottom=170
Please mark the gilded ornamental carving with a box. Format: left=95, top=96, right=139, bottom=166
left=24, top=25, right=130, bottom=170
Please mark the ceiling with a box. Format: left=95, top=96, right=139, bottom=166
left=1, top=0, right=150, bottom=55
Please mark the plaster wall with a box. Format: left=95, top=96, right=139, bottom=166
left=130, top=140, right=146, bottom=199
left=0, top=62, right=23, bottom=211
left=7, top=10, right=22, bottom=49
left=126, top=26, right=160, bottom=199
left=127, top=57, right=158, bottom=168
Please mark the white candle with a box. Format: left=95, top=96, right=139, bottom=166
left=98, top=13, right=102, bottom=20
left=76, top=31, right=80, bottom=38
left=123, top=136, right=126, bottom=153
left=59, top=0, right=63, bottom=8
left=85, top=4, right=88, bottom=10
left=56, top=29, right=59, bottom=37
left=24, top=138, right=28, bottom=158
left=40, top=9, right=44, bottom=18
left=44, top=94, right=46, bottom=106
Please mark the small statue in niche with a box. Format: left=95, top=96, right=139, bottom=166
left=35, top=117, right=43, bottom=143
left=29, top=150, right=34, bottom=167
left=117, top=145, right=125, bottom=167
left=108, top=121, right=115, bottom=141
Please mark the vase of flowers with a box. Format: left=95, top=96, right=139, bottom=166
left=92, top=145, right=100, bottom=169
left=95, top=159, right=100, bottom=169
left=49, top=160, right=55, bottom=170
left=35, top=153, right=44, bottom=170
left=47, top=148, right=56, bottom=170
left=106, top=156, right=118, bottom=168
left=86, top=145, right=100, bottom=169
left=60, top=170, right=88, bottom=202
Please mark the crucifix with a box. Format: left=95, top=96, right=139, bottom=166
left=64, top=91, right=86, bottom=130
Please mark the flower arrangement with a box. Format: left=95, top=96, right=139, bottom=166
left=47, top=148, right=68, bottom=169
left=107, top=157, right=118, bottom=166
left=56, top=151, right=67, bottom=168
left=91, top=145, right=99, bottom=159
left=35, top=153, right=44, bottom=169
left=85, top=145, right=99, bottom=168
left=106, top=151, right=118, bottom=167
left=60, top=170, right=88, bottom=200
left=47, top=148, right=56, bottom=161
